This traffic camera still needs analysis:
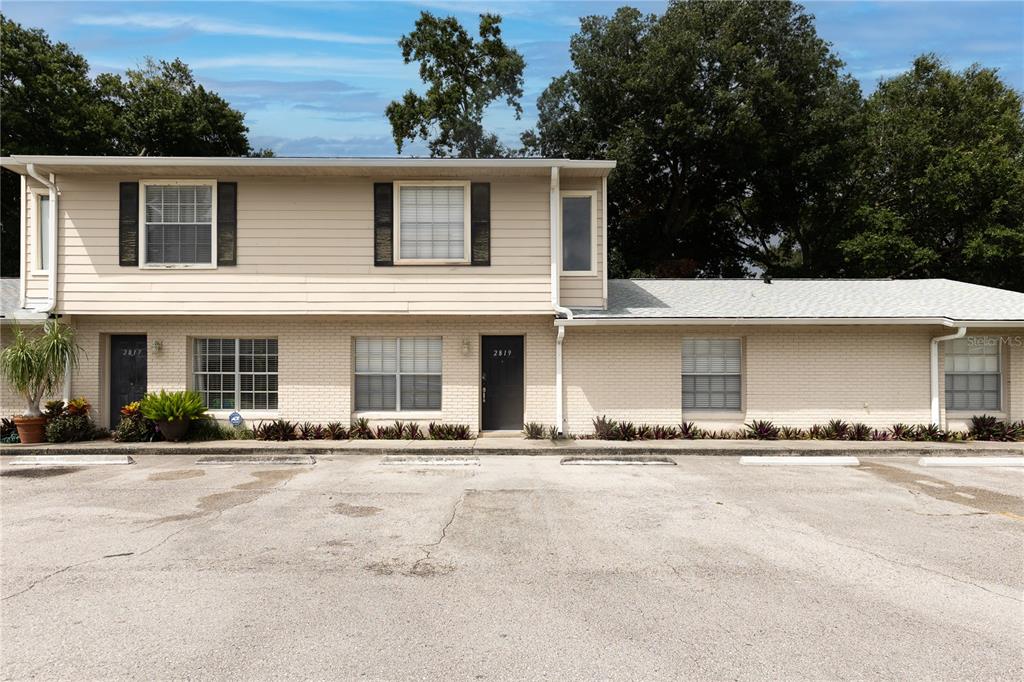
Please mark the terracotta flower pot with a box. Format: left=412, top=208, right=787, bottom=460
left=157, top=419, right=190, bottom=442
left=14, top=415, right=47, bottom=444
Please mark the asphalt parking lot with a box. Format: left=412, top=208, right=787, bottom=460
left=1, top=454, right=1021, bottom=680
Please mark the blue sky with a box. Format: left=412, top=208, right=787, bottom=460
left=4, top=1, right=1022, bottom=156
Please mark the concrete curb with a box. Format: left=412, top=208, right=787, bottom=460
left=3, top=441, right=1022, bottom=458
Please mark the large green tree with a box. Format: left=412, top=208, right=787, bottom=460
left=842, top=55, right=1024, bottom=290
left=386, top=12, right=525, bottom=157
left=0, top=16, right=260, bottom=277
left=527, top=0, right=863, bottom=277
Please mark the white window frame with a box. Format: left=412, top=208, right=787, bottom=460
left=139, top=179, right=218, bottom=269
left=29, top=188, right=50, bottom=275
left=559, top=189, right=598, bottom=276
left=945, top=336, right=1004, bottom=414
left=353, top=336, right=443, bottom=415
left=681, top=337, right=744, bottom=413
left=191, top=337, right=279, bottom=413
left=393, top=180, right=471, bottom=265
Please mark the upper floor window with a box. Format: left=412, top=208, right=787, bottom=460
left=142, top=181, right=215, bottom=266
left=395, top=182, right=469, bottom=263
left=945, top=337, right=1001, bottom=411
left=561, top=191, right=595, bottom=274
left=34, top=193, right=50, bottom=273
left=354, top=337, right=442, bottom=411
left=682, top=338, right=742, bottom=410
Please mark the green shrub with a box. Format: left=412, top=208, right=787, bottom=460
left=324, top=421, right=349, bottom=440
left=350, top=417, right=374, bottom=439
left=404, top=422, right=425, bottom=439
left=187, top=418, right=254, bottom=442
left=139, top=390, right=207, bottom=423
left=745, top=420, right=780, bottom=440
left=45, top=414, right=101, bottom=443
left=779, top=425, right=807, bottom=440
left=679, top=422, right=705, bottom=440
left=254, top=419, right=298, bottom=441
left=523, top=422, right=546, bottom=439
left=112, top=402, right=159, bottom=443
left=968, top=415, right=1023, bottom=442
left=427, top=422, right=473, bottom=440
left=651, top=424, right=680, bottom=440
left=592, top=415, right=618, bottom=439
left=1, top=417, right=19, bottom=443
left=298, top=422, right=325, bottom=440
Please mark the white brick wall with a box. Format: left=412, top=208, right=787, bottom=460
left=6, top=318, right=1018, bottom=434
left=562, top=324, right=1021, bottom=433
left=66, top=315, right=555, bottom=430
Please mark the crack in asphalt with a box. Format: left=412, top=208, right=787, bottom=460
left=780, top=522, right=1023, bottom=604
left=411, top=491, right=466, bottom=574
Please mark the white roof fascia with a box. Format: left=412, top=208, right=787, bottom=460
left=555, top=317, right=1024, bottom=327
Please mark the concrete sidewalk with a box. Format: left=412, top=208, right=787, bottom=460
left=3, top=436, right=1022, bottom=457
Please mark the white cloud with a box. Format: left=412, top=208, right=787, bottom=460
left=188, top=54, right=416, bottom=79
left=75, top=13, right=394, bottom=46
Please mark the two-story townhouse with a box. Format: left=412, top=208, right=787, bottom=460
left=2, top=155, right=1023, bottom=435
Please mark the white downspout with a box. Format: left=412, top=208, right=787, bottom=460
left=550, top=166, right=573, bottom=435
left=24, top=164, right=58, bottom=314
left=19, top=174, right=26, bottom=308
left=931, top=326, right=966, bottom=426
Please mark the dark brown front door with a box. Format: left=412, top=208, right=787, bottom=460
left=109, top=335, right=147, bottom=427
left=481, top=335, right=524, bottom=431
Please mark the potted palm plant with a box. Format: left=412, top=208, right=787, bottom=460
left=139, top=390, right=207, bottom=442
left=0, top=320, right=82, bottom=444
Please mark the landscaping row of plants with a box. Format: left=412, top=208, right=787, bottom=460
left=524, top=415, right=1024, bottom=443
left=250, top=418, right=473, bottom=441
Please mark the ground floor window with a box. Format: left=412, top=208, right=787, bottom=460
left=354, top=337, right=442, bottom=411
left=192, top=338, right=278, bottom=410
left=945, top=337, right=1001, bottom=411
left=682, top=338, right=742, bottom=410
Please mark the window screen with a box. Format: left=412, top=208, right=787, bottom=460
left=399, top=186, right=465, bottom=260
left=945, top=337, right=1001, bottom=411
left=561, top=195, right=592, bottom=271
left=193, top=338, right=278, bottom=410
left=145, top=184, right=213, bottom=264
left=355, top=337, right=442, bottom=411
left=37, top=195, right=50, bottom=270
left=682, top=338, right=742, bottom=410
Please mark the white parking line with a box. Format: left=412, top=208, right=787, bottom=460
left=918, top=457, right=1024, bottom=468
left=8, top=455, right=134, bottom=466
left=739, top=456, right=859, bottom=466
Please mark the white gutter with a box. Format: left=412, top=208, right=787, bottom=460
left=555, top=317, right=1024, bottom=327
left=930, top=326, right=966, bottom=426
left=24, top=164, right=58, bottom=314
left=549, top=166, right=574, bottom=435
left=6, top=154, right=617, bottom=171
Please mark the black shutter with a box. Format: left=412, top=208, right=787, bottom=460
left=373, top=182, right=394, bottom=266
left=217, top=182, right=237, bottom=266
left=118, top=182, right=139, bottom=266
left=470, top=182, right=490, bottom=266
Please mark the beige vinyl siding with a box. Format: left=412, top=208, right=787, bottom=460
left=558, top=177, right=605, bottom=308
left=68, top=314, right=556, bottom=429
left=52, top=175, right=554, bottom=315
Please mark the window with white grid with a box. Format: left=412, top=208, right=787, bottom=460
left=144, top=183, right=214, bottom=264
left=354, top=337, right=442, bottom=411
left=192, top=338, right=278, bottom=410
left=945, top=337, right=1001, bottom=411
left=682, top=338, right=742, bottom=410
left=397, top=184, right=467, bottom=261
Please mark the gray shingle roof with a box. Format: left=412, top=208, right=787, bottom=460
left=571, top=279, right=1024, bottom=323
